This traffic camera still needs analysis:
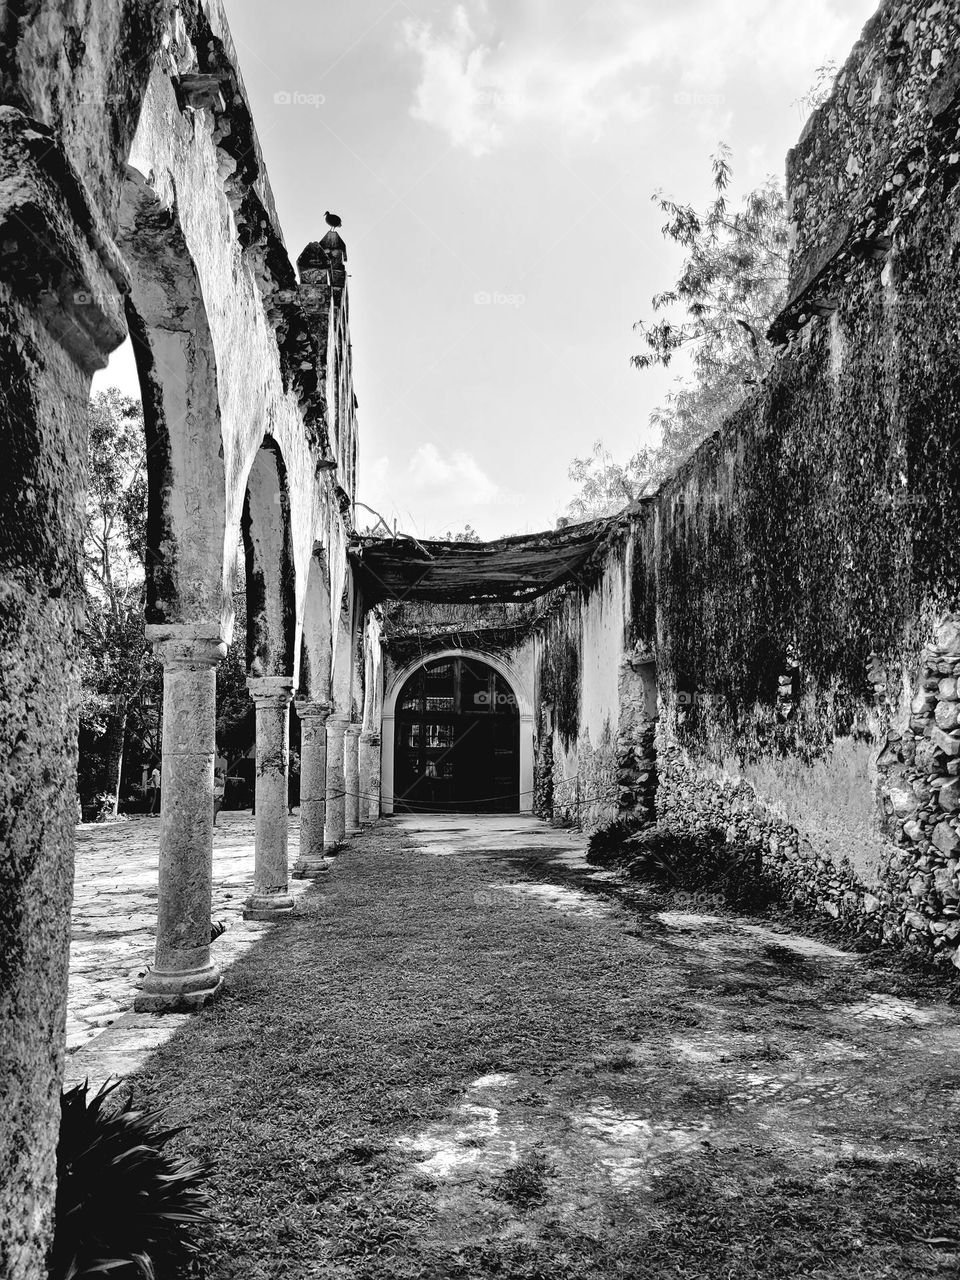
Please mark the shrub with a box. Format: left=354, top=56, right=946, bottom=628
left=51, top=1080, right=213, bottom=1280
left=624, top=825, right=780, bottom=912
left=585, top=816, right=649, bottom=865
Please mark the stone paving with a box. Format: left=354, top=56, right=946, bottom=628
left=65, top=810, right=312, bottom=1087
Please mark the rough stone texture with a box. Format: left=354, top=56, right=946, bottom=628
left=0, top=286, right=89, bottom=1279
left=293, top=700, right=331, bottom=876
left=520, top=3, right=960, bottom=969
left=324, top=716, right=348, bottom=847
left=359, top=731, right=381, bottom=824
left=135, top=633, right=225, bottom=1011
left=622, top=4, right=960, bottom=961
left=244, top=677, right=295, bottom=919
left=779, top=0, right=960, bottom=335
left=0, top=4, right=365, bottom=1270
left=344, top=724, right=362, bottom=834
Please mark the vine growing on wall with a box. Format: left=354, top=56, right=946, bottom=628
left=539, top=625, right=581, bottom=750
left=636, top=206, right=960, bottom=768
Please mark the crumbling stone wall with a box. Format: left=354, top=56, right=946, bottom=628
left=532, top=537, right=638, bottom=831
left=630, top=0, right=960, bottom=959
left=525, top=1, right=960, bottom=956
left=0, top=3, right=362, bottom=1273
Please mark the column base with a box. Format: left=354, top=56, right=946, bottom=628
left=292, top=857, right=329, bottom=878
left=134, top=962, right=223, bottom=1013
left=243, top=892, right=296, bottom=920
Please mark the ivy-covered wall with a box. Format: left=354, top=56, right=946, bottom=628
left=631, top=0, right=960, bottom=960
left=520, top=0, right=960, bottom=965
left=530, top=537, right=644, bottom=831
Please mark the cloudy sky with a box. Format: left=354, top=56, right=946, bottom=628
left=98, top=0, right=876, bottom=537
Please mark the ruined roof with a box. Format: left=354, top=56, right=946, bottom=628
left=349, top=518, right=616, bottom=604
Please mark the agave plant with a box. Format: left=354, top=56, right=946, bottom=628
left=51, top=1080, right=213, bottom=1280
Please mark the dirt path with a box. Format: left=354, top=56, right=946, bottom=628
left=131, top=815, right=960, bottom=1279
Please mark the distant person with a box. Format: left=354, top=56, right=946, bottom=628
left=213, top=766, right=226, bottom=826
left=147, top=764, right=161, bottom=815
left=288, top=750, right=301, bottom=815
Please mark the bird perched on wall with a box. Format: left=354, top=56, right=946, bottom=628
left=324, top=210, right=342, bottom=228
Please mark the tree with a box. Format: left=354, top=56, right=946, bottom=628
left=632, top=145, right=789, bottom=477
left=567, top=146, right=789, bottom=518
left=442, top=524, right=481, bottom=542
left=216, top=576, right=254, bottom=774
left=565, top=441, right=649, bottom=522
left=80, top=390, right=160, bottom=819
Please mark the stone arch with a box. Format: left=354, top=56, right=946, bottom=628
left=297, top=547, right=333, bottom=702
left=240, top=437, right=296, bottom=678
left=381, top=648, right=534, bottom=815
left=117, top=167, right=227, bottom=627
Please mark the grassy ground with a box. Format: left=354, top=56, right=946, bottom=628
left=131, top=821, right=960, bottom=1279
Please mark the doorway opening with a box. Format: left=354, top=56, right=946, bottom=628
left=394, top=656, right=520, bottom=812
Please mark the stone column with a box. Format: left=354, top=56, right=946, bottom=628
left=136, top=633, right=227, bottom=1012
left=324, top=715, right=349, bottom=847
left=359, top=731, right=381, bottom=823
left=293, top=699, right=332, bottom=877
left=345, top=723, right=362, bottom=834
left=244, top=676, right=295, bottom=920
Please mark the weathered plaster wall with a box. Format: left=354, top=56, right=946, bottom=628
left=0, top=3, right=360, bottom=1273
left=0, top=290, right=89, bottom=1280
left=123, top=28, right=351, bottom=667
left=632, top=0, right=960, bottom=957
left=526, top=1, right=960, bottom=966
left=533, top=540, right=636, bottom=832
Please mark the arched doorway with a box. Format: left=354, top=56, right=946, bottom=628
left=393, top=656, right=520, bottom=812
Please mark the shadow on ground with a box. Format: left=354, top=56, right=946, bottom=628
left=127, top=815, right=960, bottom=1279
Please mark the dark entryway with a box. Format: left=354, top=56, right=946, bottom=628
left=394, top=656, right=520, bottom=812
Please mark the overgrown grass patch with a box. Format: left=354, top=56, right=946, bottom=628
left=127, top=823, right=960, bottom=1279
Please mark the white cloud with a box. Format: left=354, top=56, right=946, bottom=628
left=400, top=4, right=651, bottom=156
left=400, top=0, right=864, bottom=156
left=405, top=442, right=505, bottom=503
left=362, top=443, right=520, bottom=535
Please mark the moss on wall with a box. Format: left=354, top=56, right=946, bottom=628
left=538, top=615, right=581, bottom=751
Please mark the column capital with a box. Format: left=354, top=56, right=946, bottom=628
left=247, top=675, right=295, bottom=703
left=327, top=713, right=351, bottom=732
left=360, top=730, right=381, bottom=745
left=295, top=699, right=334, bottom=721
left=345, top=722, right=362, bottom=737
left=146, top=624, right=227, bottom=670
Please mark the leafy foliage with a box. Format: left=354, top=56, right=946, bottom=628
left=80, top=397, right=256, bottom=812
left=566, top=442, right=650, bottom=523
left=567, top=147, right=789, bottom=519
left=51, top=1081, right=212, bottom=1280
left=216, top=575, right=254, bottom=768
left=442, top=524, right=482, bottom=542
left=80, top=391, right=161, bottom=817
